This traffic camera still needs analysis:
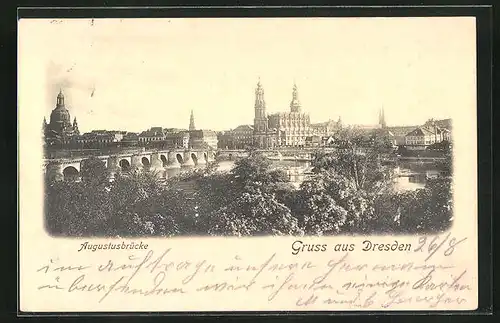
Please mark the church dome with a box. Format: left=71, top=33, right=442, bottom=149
left=50, top=105, right=71, bottom=125
left=49, top=90, right=72, bottom=128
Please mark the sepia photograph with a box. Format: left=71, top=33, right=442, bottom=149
left=37, top=18, right=460, bottom=238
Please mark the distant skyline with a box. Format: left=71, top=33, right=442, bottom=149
left=19, top=17, right=476, bottom=133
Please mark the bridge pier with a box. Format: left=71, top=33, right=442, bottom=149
left=107, top=156, right=120, bottom=180
left=196, top=151, right=207, bottom=166
left=182, top=151, right=195, bottom=167
left=46, top=163, right=64, bottom=181
left=206, top=151, right=215, bottom=162
left=131, top=155, right=143, bottom=171
left=150, top=153, right=166, bottom=178
left=166, top=151, right=181, bottom=168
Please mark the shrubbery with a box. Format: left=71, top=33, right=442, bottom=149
left=45, top=147, right=453, bottom=237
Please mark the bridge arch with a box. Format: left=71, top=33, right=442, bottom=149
left=63, top=166, right=79, bottom=181
left=119, top=159, right=131, bottom=172
left=141, top=157, right=150, bottom=170
left=176, top=153, right=184, bottom=164
left=160, top=154, right=168, bottom=167
left=191, top=153, right=198, bottom=165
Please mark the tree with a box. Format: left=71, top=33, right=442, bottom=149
left=190, top=152, right=300, bottom=236
left=295, top=170, right=377, bottom=235
left=435, top=145, right=453, bottom=176
left=207, top=187, right=303, bottom=236
left=294, top=174, right=347, bottom=235
left=370, top=129, right=396, bottom=153
left=104, top=171, right=167, bottom=237
left=44, top=176, right=113, bottom=237
left=409, top=177, right=453, bottom=233
left=370, top=192, right=401, bottom=233
left=311, top=148, right=393, bottom=193
left=231, top=152, right=274, bottom=185
left=80, top=157, right=108, bottom=182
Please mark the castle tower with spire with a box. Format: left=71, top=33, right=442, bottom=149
left=189, top=110, right=196, bottom=131
left=266, top=81, right=311, bottom=147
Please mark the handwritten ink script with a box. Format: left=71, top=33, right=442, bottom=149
left=33, top=234, right=474, bottom=311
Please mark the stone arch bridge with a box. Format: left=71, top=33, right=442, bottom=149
left=44, top=148, right=216, bottom=181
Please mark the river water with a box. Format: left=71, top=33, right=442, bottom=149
left=166, top=159, right=436, bottom=192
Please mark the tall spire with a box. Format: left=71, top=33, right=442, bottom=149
left=290, top=82, right=301, bottom=113
left=379, top=107, right=387, bottom=128
left=189, top=110, right=196, bottom=131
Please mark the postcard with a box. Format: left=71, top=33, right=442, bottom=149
left=18, top=16, right=478, bottom=312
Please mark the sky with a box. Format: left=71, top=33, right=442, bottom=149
left=18, top=17, right=476, bottom=133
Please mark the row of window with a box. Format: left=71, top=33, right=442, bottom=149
left=75, top=139, right=118, bottom=143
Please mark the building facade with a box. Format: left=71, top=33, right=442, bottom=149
left=74, top=130, right=125, bottom=146
left=232, top=125, right=254, bottom=149
left=217, top=131, right=234, bottom=149
left=165, top=131, right=190, bottom=149
left=190, top=130, right=218, bottom=149
left=311, top=118, right=343, bottom=137
left=252, top=80, right=312, bottom=148
left=403, top=118, right=452, bottom=150
left=388, top=126, right=419, bottom=146
left=405, top=127, right=438, bottom=150
left=138, top=127, right=166, bottom=143
left=121, top=132, right=139, bottom=147
left=423, top=119, right=452, bottom=142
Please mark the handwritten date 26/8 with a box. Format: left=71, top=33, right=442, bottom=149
left=414, top=232, right=467, bottom=261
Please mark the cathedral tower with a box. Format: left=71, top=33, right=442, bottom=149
left=290, top=82, right=301, bottom=113
left=253, top=78, right=267, bottom=133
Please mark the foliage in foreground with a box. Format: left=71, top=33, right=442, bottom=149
left=45, top=148, right=453, bottom=237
